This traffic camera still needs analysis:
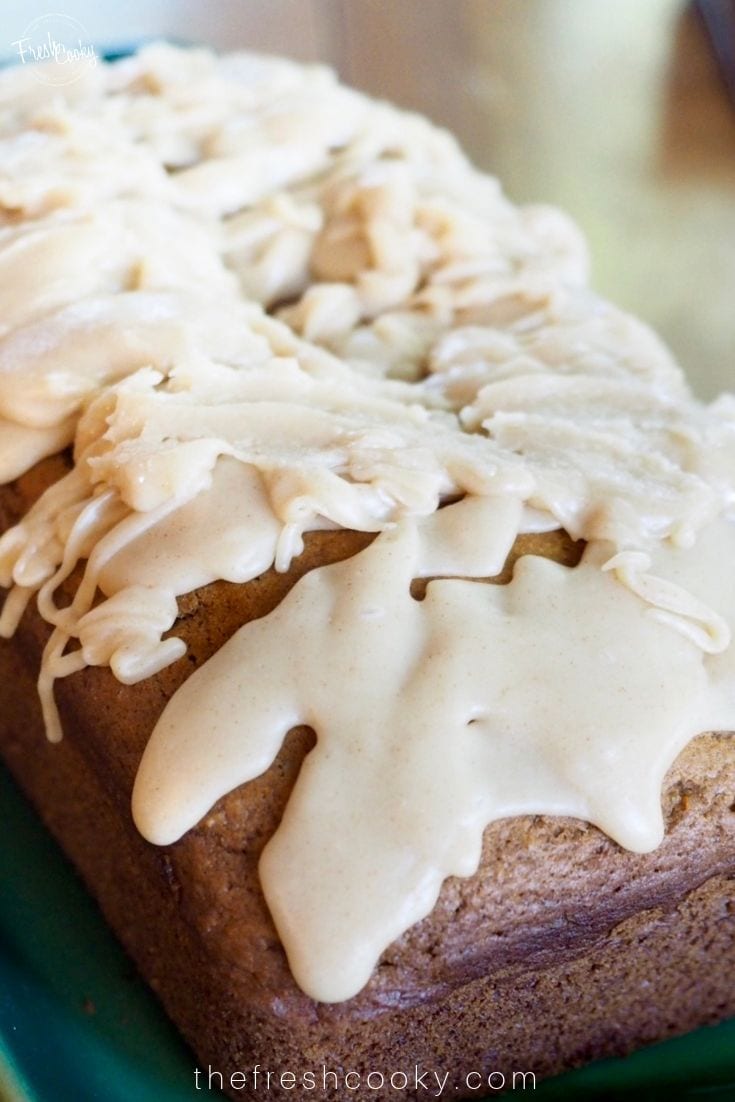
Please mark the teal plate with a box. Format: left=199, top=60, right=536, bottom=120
left=1, top=764, right=734, bottom=1102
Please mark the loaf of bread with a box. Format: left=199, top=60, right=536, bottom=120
left=0, top=44, right=734, bottom=1101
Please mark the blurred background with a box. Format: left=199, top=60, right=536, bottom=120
left=1, top=0, right=734, bottom=398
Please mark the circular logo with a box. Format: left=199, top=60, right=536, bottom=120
left=11, top=12, right=98, bottom=86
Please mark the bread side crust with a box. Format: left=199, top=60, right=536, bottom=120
left=1, top=461, right=734, bottom=1098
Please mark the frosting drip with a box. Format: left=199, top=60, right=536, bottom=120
left=133, top=509, right=735, bottom=1002
left=0, top=44, right=733, bottom=1005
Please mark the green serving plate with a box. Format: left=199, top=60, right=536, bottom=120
left=1, top=762, right=734, bottom=1102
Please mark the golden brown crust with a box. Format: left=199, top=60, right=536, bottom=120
left=1, top=459, right=735, bottom=1099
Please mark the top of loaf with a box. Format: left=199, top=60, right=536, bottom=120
left=0, top=43, right=734, bottom=1002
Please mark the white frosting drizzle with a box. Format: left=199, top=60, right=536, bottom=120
left=132, top=510, right=735, bottom=1002
left=0, top=44, right=734, bottom=1004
